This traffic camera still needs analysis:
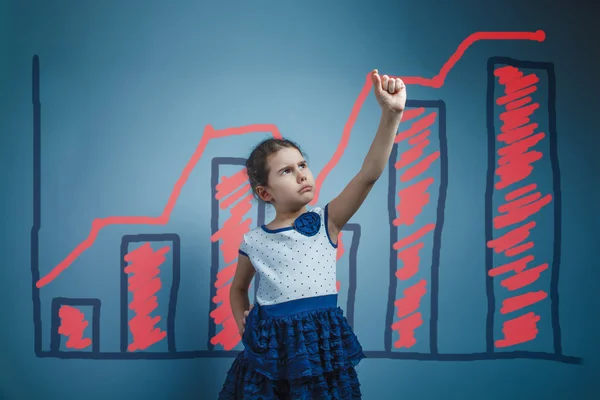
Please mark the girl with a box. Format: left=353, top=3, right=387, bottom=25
left=219, top=69, right=406, bottom=399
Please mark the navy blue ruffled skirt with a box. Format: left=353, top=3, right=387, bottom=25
left=218, top=294, right=365, bottom=399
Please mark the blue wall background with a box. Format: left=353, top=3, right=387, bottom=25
left=1, top=0, right=599, bottom=398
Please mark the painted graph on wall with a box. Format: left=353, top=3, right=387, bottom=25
left=29, top=30, right=582, bottom=364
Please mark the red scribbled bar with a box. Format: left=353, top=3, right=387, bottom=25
left=124, top=243, right=169, bottom=351
left=488, top=64, right=554, bottom=350
left=390, top=105, right=441, bottom=352
left=58, top=305, right=92, bottom=350
left=495, top=312, right=541, bottom=348
left=210, top=167, right=254, bottom=351
left=391, top=312, right=423, bottom=349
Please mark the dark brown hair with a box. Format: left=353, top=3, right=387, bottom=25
left=245, top=138, right=304, bottom=202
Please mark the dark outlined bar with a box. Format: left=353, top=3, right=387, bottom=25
left=336, top=223, right=361, bottom=327
left=208, top=157, right=266, bottom=351
left=49, top=297, right=101, bottom=354
left=385, top=100, right=448, bottom=355
left=120, top=234, right=181, bottom=353
left=486, top=57, right=562, bottom=355
left=31, top=55, right=43, bottom=357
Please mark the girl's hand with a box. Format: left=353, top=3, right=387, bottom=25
left=239, top=304, right=254, bottom=336
left=371, top=69, right=406, bottom=115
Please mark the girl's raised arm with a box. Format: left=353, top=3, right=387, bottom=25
left=327, top=69, right=407, bottom=237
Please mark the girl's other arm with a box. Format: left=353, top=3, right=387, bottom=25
left=328, top=69, right=407, bottom=237
left=230, top=253, right=256, bottom=335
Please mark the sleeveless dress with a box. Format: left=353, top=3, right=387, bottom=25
left=218, top=205, right=365, bottom=399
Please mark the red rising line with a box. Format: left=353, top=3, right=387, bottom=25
left=309, top=73, right=373, bottom=205
left=36, top=30, right=545, bottom=288
left=58, top=305, right=92, bottom=350
left=403, top=30, right=545, bottom=88
left=125, top=242, right=169, bottom=352
left=36, top=125, right=280, bottom=288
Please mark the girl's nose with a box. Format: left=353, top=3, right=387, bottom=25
left=298, top=170, right=307, bottom=182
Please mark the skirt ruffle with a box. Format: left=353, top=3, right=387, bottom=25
left=218, top=295, right=365, bottom=399
left=218, top=351, right=362, bottom=400
left=244, top=304, right=364, bottom=381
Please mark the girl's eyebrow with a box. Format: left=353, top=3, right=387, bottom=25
left=276, top=164, right=292, bottom=173
left=277, top=160, right=306, bottom=173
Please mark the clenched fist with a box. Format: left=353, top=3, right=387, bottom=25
left=371, top=69, right=406, bottom=115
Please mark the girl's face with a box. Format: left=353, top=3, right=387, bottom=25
left=256, top=147, right=315, bottom=209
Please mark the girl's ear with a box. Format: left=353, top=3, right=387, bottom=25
left=256, top=186, right=272, bottom=203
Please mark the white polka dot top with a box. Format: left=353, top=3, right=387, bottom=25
left=238, top=204, right=338, bottom=306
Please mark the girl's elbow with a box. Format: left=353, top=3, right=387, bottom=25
left=230, top=284, right=249, bottom=298
left=359, top=168, right=380, bottom=185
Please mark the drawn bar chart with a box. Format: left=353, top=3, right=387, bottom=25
left=30, top=34, right=582, bottom=362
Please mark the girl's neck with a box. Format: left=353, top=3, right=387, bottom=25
left=267, top=205, right=308, bottom=229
